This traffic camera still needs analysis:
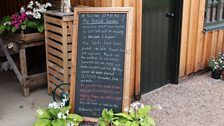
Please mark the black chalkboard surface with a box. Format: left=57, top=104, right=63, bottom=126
left=70, top=7, right=133, bottom=121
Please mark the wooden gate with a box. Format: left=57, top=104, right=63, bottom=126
left=141, top=0, right=182, bottom=93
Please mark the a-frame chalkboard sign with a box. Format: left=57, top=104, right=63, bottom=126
left=70, top=7, right=133, bottom=122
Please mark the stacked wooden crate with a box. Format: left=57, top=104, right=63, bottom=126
left=44, top=11, right=73, bottom=94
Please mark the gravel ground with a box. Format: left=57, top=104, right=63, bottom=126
left=141, top=72, right=224, bottom=126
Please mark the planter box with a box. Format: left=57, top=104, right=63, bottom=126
left=6, top=32, right=45, bottom=42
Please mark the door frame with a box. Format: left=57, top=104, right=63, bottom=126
left=171, top=0, right=183, bottom=84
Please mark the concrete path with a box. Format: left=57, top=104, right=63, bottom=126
left=1, top=71, right=224, bottom=126
left=0, top=71, right=51, bottom=126
left=142, top=72, right=224, bottom=126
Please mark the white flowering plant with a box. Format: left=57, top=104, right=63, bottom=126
left=33, top=97, right=83, bottom=126
left=98, top=102, right=155, bottom=126
left=0, top=0, right=52, bottom=34
left=208, top=55, right=224, bottom=72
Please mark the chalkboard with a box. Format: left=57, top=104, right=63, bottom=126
left=70, top=7, right=133, bottom=121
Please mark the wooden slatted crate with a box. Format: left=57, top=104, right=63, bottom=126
left=44, top=11, right=73, bottom=94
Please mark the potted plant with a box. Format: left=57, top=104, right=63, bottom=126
left=208, top=56, right=224, bottom=79
left=218, top=53, right=224, bottom=80
left=0, top=0, right=52, bottom=40
left=98, top=102, right=155, bottom=126
left=33, top=96, right=83, bottom=126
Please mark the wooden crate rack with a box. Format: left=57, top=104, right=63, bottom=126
left=44, top=11, right=73, bottom=94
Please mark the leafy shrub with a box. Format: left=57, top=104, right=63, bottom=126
left=33, top=96, right=83, bottom=126
left=98, top=102, right=155, bottom=126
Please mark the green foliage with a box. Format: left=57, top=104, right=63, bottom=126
left=0, top=1, right=49, bottom=34
left=98, top=102, right=155, bottom=126
left=208, top=55, right=224, bottom=72
left=38, top=22, right=45, bottom=32
left=33, top=104, right=83, bottom=126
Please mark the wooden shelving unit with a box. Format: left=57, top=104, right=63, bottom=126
left=44, top=11, right=73, bottom=94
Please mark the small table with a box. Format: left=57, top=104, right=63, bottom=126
left=0, top=33, right=47, bottom=96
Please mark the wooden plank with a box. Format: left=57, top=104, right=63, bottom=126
left=24, top=73, right=47, bottom=88
left=94, top=0, right=101, bottom=7
left=20, top=49, right=27, bottom=81
left=48, top=53, right=63, bottom=66
left=68, top=36, right=72, bottom=44
left=179, top=0, right=191, bottom=76
left=46, top=23, right=62, bottom=34
left=194, top=0, right=206, bottom=71
left=68, top=21, right=73, bottom=35
left=48, top=74, right=63, bottom=85
left=62, top=22, right=69, bottom=83
left=216, top=30, right=224, bottom=55
left=135, top=0, right=142, bottom=98
left=68, top=44, right=72, bottom=51
left=48, top=67, right=63, bottom=80
left=0, top=38, right=23, bottom=83
left=112, top=0, right=123, bottom=7
left=186, top=0, right=199, bottom=74
left=210, top=31, right=218, bottom=57
left=47, top=38, right=63, bottom=51
left=223, top=30, right=224, bottom=52
left=68, top=52, right=72, bottom=59
left=47, top=46, right=63, bottom=58
left=47, top=31, right=63, bottom=43
left=48, top=61, right=64, bottom=74
left=123, top=0, right=130, bottom=6
left=202, top=32, right=212, bottom=67
left=45, top=15, right=62, bottom=25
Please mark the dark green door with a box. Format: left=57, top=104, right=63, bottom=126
left=141, top=0, right=182, bottom=93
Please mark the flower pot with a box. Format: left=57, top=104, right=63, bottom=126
left=211, top=70, right=221, bottom=79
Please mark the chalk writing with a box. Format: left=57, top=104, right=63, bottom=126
left=75, top=13, right=127, bottom=118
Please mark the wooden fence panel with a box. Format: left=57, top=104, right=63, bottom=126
left=180, top=0, right=224, bottom=77
left=179, top=0, right=191, bottom=76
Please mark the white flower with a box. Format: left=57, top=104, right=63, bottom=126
left=58, top=102, right=65, bottom=108
left=7, top=43, right=14, bottom=49
left=62, top=114, right=67, bottom=119
left=45, top=2, right=52, bottom=8
left=35, top=1, right=41, bottom=8
left=20, top=7, right=25, bottom=13
left=130, top=101, right=143, bottom=110
left=141, top=104, right=144, bottom=108
left=140, top=116, right=144, bottom=121
left=3, top=22, right=11, bottom=26
left=33, top=12, right=41, bottom=19
left=37, top=109, right=44, bottom=115
left=67, top=122, right=74, bottom=126
left=124, top=106, right=129, bottom=112
left=48, top=102, right=60, bottom=109
left=57, top=112, right=63, bottom=119
left=26, top=11, right=32, bottom=15
left=129, top=108, right=134, bottom=113
left=27, top=1, right=34, bottom=9
left=153, top=104, right=162, bottom=110
left=66, top=110, right=69, bottom=115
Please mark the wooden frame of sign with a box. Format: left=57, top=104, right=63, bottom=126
left=70, top=7, right=134, bottom=122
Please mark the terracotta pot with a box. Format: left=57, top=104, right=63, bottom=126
left=211, top=70, right=221, bottom=79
